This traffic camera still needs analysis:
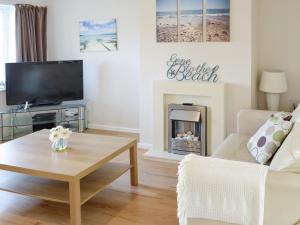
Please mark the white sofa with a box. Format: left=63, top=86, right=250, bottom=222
left=187, top=109, right=300, bottom=225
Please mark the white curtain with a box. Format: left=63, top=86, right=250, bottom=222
left=0, top=5, right=15, bottom=87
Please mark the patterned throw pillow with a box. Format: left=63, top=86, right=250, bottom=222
left=247, top=112, right=293, bottom=164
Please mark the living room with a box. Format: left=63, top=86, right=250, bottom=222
left=0, top=0, right=300, bottom=225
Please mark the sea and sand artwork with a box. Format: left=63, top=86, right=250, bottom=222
left=80, top=19, right=118, bottom=52
left=156, top=0, right=203, bottom=42
left=180, top=0, right=203, bottom=42
left=156, top=0, right=179, bottom=42
left=206, top=0, right=230, bottom=42
left=156, top=0, right=230, bottom=43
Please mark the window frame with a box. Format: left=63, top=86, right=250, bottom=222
left=0, top=4, right=16, bottom=89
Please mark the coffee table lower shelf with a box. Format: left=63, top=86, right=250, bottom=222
left=0, top=162, right=131, bottom=205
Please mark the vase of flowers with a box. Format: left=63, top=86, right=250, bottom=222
left=49, top=126, right=72, bottom=151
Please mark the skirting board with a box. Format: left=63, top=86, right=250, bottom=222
left=138, top=143, right=153, bottom=150
left=88, top=123, right=139, bottom=134
left=87, top=124, right=182, bottom=163
left=88, top=123, right=152, bottom=151
left=144, top=150, right=184, bottom=163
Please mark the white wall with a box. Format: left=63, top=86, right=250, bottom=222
left=46, top=0, right=140, bottom=132
left=139, top=0, right=255, bottom=146
left=257, top=0, right=300, bottom=111
left=251, top=0, right=259, bottom=109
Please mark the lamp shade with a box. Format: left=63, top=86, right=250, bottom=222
left=259, top=71, right=288, bottom=93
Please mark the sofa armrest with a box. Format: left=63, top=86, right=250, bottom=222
left=237, top=109, right=276, bottom=135
left=264, top=170, right=300, bottom=225
left=187, top=170, right=300, bottom=225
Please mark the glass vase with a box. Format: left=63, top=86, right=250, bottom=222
left=52, top=138, right=68, bottom=152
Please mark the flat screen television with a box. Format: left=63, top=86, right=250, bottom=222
left=5, top=60, right=83, bottom=106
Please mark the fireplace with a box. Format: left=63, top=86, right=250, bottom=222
left=168, top=104, right=207, bottom=156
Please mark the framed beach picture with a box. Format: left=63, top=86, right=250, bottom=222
left=206, top=0, right=230, bottom=42
left=180, top=0, right=203, bottom=42
left=80, top=19, right=118, bottom=52
left=156, top=0, right=178, bottom=42
left=156, top=0, right=230, bottom=43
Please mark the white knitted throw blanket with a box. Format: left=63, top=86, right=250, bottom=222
left=177, top=154, right=268, bottom=225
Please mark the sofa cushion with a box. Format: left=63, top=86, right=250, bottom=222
left=213, top=133, right=257, bottom=163
left=247, top=112, right=293, bottom=164
left=270, top=122, right=300, bottom=172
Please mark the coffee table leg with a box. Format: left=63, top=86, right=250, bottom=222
left=130, top=142, right=138, bottom=186
left=69, top=179, right=81, bottom=225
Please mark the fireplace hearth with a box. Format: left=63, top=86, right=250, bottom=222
left=168, top=104, right=207, bottom=156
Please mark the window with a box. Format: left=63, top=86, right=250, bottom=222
left=0, top=5, right=15, bottom=88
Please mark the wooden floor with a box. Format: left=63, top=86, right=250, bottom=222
left=0, top=130, right=179, bottom=225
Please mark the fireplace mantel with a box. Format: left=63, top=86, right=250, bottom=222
left=144, top=80, right=226, bottom=161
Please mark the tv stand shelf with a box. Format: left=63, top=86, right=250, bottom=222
left=0, top=102, right=87, bottom=142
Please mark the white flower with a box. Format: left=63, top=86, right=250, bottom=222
left=61, top=128, right=72, bottom=139
left=50, top=126, right=63, bottom=133
left=56, top=126, right=64, bottom=132
left=49, top=131, right=60, bottom=142
left=49, top=126, right=72, bottom=142
left=50, top=127, right=56, bottom=132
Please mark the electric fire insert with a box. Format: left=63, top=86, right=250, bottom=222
left=168, top=103, right=207, bottom=156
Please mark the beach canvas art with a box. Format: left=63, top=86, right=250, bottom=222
left=80, top=19, right=118, bottom=52
left=156, top=0, right=203, bottom=42
left=156, top=0, right=230, bottom=42
left=156, top=0, right=178, bottom=42
left=180, top=0, right=203, bottom=42
left=206, top=0, right=230, bottom=42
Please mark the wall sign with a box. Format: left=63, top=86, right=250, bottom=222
left=166, top=54, right=219, bottom=83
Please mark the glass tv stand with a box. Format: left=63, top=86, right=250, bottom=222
left=0, top=102, right=87, bottom=142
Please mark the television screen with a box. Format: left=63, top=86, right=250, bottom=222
left=5, top=60, right=83, bottom=106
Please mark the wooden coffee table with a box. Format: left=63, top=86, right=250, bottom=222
left=0, top=129, right=138, bottom=225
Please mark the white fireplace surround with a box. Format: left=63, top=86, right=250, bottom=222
left=144, top=80, right=226, bottom=161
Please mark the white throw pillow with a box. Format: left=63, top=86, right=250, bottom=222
left=291, top=104, right=300, bottom=122
left=270, top=122, right=300, bottom=172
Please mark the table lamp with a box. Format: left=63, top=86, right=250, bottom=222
left=259, top=71, right=288, bottom=111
